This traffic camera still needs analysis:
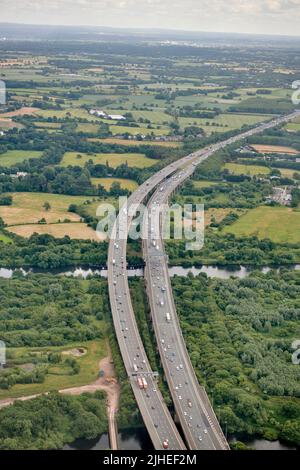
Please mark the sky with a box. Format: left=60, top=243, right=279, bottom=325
left=0, top=0, right=300, bottom=36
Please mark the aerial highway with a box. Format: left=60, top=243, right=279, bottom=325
left=107, top=109, right=300, bottom=450
left=143, top=168, right=229, bottom=450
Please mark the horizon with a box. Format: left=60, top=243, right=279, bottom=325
left=0, top=0, right=300, bottom=37
left=1, top=21, right=300, bottom=41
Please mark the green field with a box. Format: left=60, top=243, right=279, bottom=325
left=0, top=192, right=94, bottom=226
left=109, top=125, right=169, bottom=136
left=0, top=340, right=107, bottom=399
left=76, top=122, right=102, bottom=133
left=224, top=163, right=271, bottom=176
left=33, top=122, right=61, bottom=129
left=91, top=177, right=138, bottom=191
left=193, top=180, right=219, bottom=189
left=0, top=150, right=43, bottom=167
left=278, top=168, right=300, bottom=178
left=178, top=112, right=270, bottom=134
left=223, top=206, right=300, bottom=243
left=0, top=232, right=13, bottom=244
left=61, top=151, right=156, bottom=168
left=87, top=137, right=182, bottom=148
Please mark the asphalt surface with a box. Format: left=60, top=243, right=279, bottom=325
left=143, top=169, right=229, bottom=450
left=107, top=109, right=300, bottom=450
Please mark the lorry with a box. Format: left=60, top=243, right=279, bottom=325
left=166, top=312, right=171, bottom=322
left=137, top=377, right=144, bottom=389
left=142, top=377, right=148, bottom=389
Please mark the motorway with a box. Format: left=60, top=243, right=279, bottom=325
left=107, top=109, right=300, bottom=450
left=143, top=168, right=229, bottom=450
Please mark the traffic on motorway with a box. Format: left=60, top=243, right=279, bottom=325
left=143, top=170, right=229, bottom=450
left=107, top=109, right=300, bottom=450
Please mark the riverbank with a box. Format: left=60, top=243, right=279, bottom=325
left=1, top=264, right=299, bottom=280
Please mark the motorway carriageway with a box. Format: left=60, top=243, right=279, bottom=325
left=107, top=109, right=300, bottom=450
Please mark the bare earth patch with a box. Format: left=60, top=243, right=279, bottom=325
left=62, top=348, right=87, bottom=358
left=251, top=144, right=299, bottom=155
left=0, top=107, right=39, bottom=118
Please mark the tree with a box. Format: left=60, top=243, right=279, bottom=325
left=43, top=202, right=51, bottom=211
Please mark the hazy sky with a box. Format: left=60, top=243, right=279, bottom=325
left=1, top=0, right=300, bottom=36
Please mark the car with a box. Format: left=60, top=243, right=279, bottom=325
left=153, top=388, right=157, bottom=392
left=184, top=412, right=187, bottom=416
left=154, top=423, right=158, bottom=428
left=204, top=429, right=208, bottom=434
left=178, top=396, right=182, bottom=400
left=176, top=366, right=180, bottom=371
left=198, top=436, right=202, bottom=442
left=179, top=364, right=183, bottom=369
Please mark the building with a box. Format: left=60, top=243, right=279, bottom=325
left=89, top=109, right=126, bottom=120
left=108, top=114, right=126, bottom=120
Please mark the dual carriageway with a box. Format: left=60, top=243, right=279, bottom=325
left=107, top=109, right=300, bottom=450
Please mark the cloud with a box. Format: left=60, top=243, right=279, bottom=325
left=0, top=0, right=300, bottom=35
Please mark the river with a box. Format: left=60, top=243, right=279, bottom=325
left=63, top=427, right=153, bottom=451
left=2, top=263, right=299, bottom=451
left=1, top=264, right=299, bottom=280
left=63, top=428, right=297, bottom=451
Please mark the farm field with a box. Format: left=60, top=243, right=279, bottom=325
left=224, top=162, right=271, bottom=175
left=0, top=192, right=94, bottom=225
left=33, top=122, right=62, bottom=129
left=0, top=340, right=107, bottom=400
left=278, top=168, right=300, bottom=178
left=87, top=137, right=182, bottom=148
left=223, top=206, right=300, bottom=243
left=0, top=107, right=39, bottom=118
left=0, top=150, right=43, bottom=166
left=286, top=123, right=300, bottom=132
left=91, top=177, right=138, bottom=191
left=35, top=107, right=96, bottom=120
left=8, top=222, right=101, bottom=240
left=61, top=151, right=156, bottom=168
left=109, top=125, right=169, bottom=136
left=193, top=180, right=219, bottom=189
left=205, top=208, right=245, bottom=226
left=0, top=232, right=13, bottom=244
left=251, top=144, right=299, bottom=155
left=178, top=112, right=270, bottom=133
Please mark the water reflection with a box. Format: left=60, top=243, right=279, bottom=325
left=1, top=265, right=299, bottom=280
left=64, top=427, right=153, bottom=451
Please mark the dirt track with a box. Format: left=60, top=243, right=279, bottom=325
left=0, top=351, right=120, bottom=450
